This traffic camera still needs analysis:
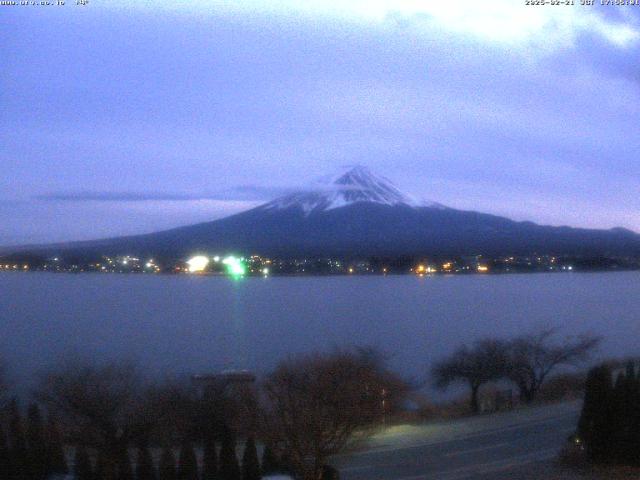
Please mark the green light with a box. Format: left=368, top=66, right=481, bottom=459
left=222, top=256, right=246, bottom=276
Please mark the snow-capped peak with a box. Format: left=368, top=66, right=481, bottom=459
left=258, top=166, right=444, bottom=215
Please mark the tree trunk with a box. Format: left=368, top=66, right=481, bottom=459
left=519, top=384, right=535, bottom=404
left=470, top=384, right=480, bottom=414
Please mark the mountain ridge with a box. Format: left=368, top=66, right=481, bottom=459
left=3, top=166, right=640, bottom=259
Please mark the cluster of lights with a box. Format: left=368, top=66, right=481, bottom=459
left=222, top=255, right=246, bottom=276
left=144, top=259, right=162, bottom=272
left=187, top=255, right=210, bottom=273
left=184, top=254, right=249, bottom=276
left=0, top=264, right=28, bottom=270
left=2, top=252, right=582, bottom=276
left=415, top=264, right=436, bottom=275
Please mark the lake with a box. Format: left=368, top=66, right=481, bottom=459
left=1, top=271, right=639, bottom=395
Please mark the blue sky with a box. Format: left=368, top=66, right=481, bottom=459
left=2, top=1, right=640, bottom=244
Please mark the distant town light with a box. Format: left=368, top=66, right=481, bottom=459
left=213, top=256, right=220, bottom=262
left=477, top=265, right=489, bottom=272
left=222, top=256, right=246, bottom=276
left=262, top=267, right=269, bottom=275
left=187, top=255, right=210, bottom=273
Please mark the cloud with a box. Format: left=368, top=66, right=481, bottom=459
left=113, top=0, right=640, bottom=50
left=34, top=185, right=297, bottom=203
left=36, top=192, right=213, bottom=202
left=227, top=185, right=299, bottom=200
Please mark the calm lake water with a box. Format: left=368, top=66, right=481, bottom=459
left=1, top=271, right=639, bottom=393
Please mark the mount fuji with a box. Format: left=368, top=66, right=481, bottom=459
left=10, top=166, right=640, bottom=258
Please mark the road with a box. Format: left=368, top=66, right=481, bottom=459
left=333, top=401, right=582, bottom=480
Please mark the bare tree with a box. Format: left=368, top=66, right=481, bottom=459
left=505, top=329, right=601, bottom=403
left=36, top=359, right=152, bottom=480
left=432, top=339, right=508, bottom=414
left=144, top=378, right=199, bottom=442
left=261, top=348, right=408, bottom=480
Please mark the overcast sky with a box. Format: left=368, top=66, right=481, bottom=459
left=2, top=1, right=640, bottom=245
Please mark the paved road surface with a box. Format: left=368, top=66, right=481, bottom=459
left=334, top=401, right=581, bottom=480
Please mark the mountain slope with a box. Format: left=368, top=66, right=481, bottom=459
left=9, top=166, right=640, bottom=258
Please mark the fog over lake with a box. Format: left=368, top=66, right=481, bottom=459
left=1, top=272, right=639, bottom=395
